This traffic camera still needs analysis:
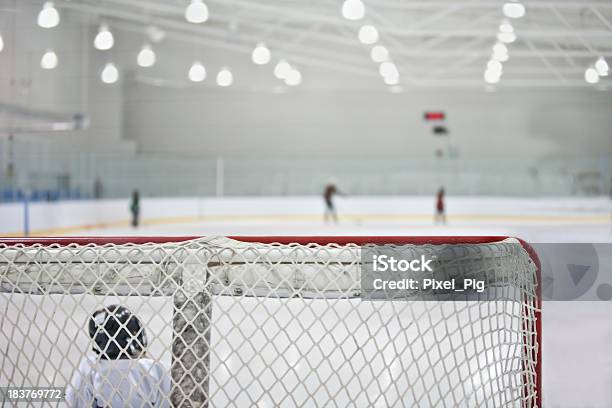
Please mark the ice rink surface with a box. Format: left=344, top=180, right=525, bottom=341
left=3, top=197, right=612, bottom=407
left=77, top=196, right=612, bottom=243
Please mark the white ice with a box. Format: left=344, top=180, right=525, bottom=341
left=3, top=196, right=612, bottom=407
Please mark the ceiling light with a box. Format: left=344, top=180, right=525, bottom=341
left=38, top=2, right=60, bottom=28
left=383, top=74, right=399, bottom=85
left=274, top=60, right=292, bottom=79
left=503, top=2, right=525, bottom=19
left=358, top=25, right=378, bottom=45
left=595, top=57, right=609, bottom=76
left=342, top=0, right=365, bottom=21
left=40, top=50, right=58, bottom=69
left=585, top=67, right=599, bottom=84
left=185, top=0, right=209, bottom=24
left=370, top=45, right=389, bottom=63
left=94, top=24, right=114, bottom=50
left=101, top=63, right=119, bottom=84
left=379, top=61, right=398, bottom=78
left=188, top=61, right=206, bottom=82
left=484, top=69, right=501, bottom=84
left=252, top=43, right=271, bottom=65
left=499, top=20, right=514, bottom=33
left=487, top=60, right=503, bottom=74
left=492, top=43, right=508, bottom=55
left=285, top=69, right=302, bottom=86
left=492, top=51, right=509, bottom=62
left=497, top=32, right=517, bottom=43
left=217, top=67, right=233, bottom=87
left=137, top=45, right=156, bottom=67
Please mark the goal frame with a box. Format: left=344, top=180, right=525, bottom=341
left=0, top=235, right=542, bottom=407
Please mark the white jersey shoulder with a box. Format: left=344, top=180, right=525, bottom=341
left=66, top=355, right=171, bottom=407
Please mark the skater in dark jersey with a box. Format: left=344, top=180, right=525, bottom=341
left=323, top=181, right=344, bottom=223
left=130, top=190, right=140, bottom=228
left=434, top=188, right=446, bottom=224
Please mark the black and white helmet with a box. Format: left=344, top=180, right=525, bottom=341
left=88, top=305, right=147, bottom=360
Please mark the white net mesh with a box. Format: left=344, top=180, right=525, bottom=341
left=0, top=236, right=540, bottom=407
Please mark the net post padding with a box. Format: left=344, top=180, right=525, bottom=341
left=171, top=290, right=211, bottom=407
left=167, top=249, right=212, bottom=407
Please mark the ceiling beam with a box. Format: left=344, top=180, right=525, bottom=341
left=72, top=0, right=612, bottom=39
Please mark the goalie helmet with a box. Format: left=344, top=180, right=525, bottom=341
left=88, top=305, right=147, bottom=360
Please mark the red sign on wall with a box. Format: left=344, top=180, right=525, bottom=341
left=423, top=111, right=445, bottom=121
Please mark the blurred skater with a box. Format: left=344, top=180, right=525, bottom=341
left=130, top=190, right=140, bottom=227
left=93, top=177, right=103, bottom=199
left=323, top=181, right=344, bottom=223
left=434, top=188, right=446, bottom=224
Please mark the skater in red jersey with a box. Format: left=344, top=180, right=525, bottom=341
left=434, top=188, right=446, bottom=224
left=323, top=181, right=345, bottom=223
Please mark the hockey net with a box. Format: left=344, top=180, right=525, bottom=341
left=0, top=236, right=541, bottom=407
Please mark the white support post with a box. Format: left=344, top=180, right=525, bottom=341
left=216, top=157, right=224, bottom=197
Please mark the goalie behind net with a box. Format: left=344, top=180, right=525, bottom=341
left=0, top=236, right=540, bottom=407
